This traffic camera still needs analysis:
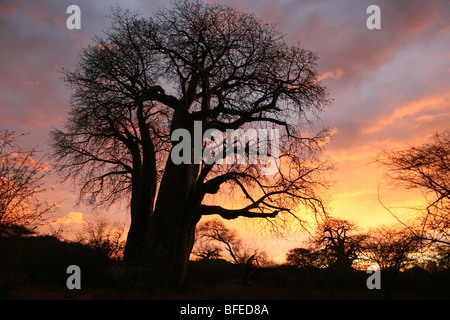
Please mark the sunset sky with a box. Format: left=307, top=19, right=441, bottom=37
left=1, top=0, right=449, bottom=261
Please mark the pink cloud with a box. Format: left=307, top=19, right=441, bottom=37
left=362, top=95, right=450, bottom=134
left=318, top=68, right=344, bottom=81
left=52, top=211, right=85, bottom=225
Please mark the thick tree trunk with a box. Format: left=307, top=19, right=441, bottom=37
left=123, top=107, right=158, bottom=262
left=123, top=201, right=150, bottom=262
left=123, top=165, right=156, bottom=261
left=142, top=207, right=200, bottom=288
left=138, top=156, right=201, bottom=288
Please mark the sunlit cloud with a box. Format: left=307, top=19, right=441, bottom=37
left=318, top=68, right=344, bottom=81
left=362, top=95, right=450, bottom=134
left=52, top=211, right=85, bottom=225
left=6, top=151, right=51, bottom=171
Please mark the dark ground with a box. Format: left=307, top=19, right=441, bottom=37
left=1, top=235, right=449, bottom=300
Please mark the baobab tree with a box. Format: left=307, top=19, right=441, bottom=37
left=51, top=0, right=331, bottom=287
left=312, top=218, right=366, bottom=271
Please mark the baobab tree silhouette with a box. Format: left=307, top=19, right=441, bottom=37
left=51, top=0, right=331, bottom=287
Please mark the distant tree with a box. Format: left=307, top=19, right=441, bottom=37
left=50, top=1, right=331, bottom=287
left=76, top=216, right=126, bottom=259
left=424, top=247, right=450, bottom=272
left=285, top=247, right=327, bottom=268
left=378, top=131, right=450, bottom=247
left=286, top=248, right=312, bottom=268
left=362, top=225, right=420, bottom=298
left=312, top=218, right=366, bottom=271
left=194, top=219, right=266, bottom=265
left=0, top=130, right=53, bottom=237
left=194, top=218, right=267, bottom=283
left=192, top=220, right=223, bottom=260
left=191, top=241, right=222, bottom=260
left=363, top=226, right=419, bottom=273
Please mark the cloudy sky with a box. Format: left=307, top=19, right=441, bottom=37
left=1, top=0, right=449, bottom=259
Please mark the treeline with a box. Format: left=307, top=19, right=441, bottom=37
left=188, top=216, right=449, bottom=299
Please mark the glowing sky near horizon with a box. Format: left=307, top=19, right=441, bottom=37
left=0, top=0, right=449, bottom=260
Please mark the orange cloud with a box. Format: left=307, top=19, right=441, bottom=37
left=318, top=68, right=343, bottom=81
left=7, top=152, right=51, bottom=171
left=362, top=94, right=450, bottom=134
left=52, top=211, right=85, bottom=225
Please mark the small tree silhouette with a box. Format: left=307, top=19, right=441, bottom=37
left=194, top=219, right=267, bottom=284
left=286, top=247, right=328, bottom=269
left=378, top=130, right=450, bottom=247
left=76, top=216, right=126, bottom=260
left=0, top=130, right=53, bottom=237
left=312, top=218, right=366, bottom=272
left=363, top=225, right=420, bottom=298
